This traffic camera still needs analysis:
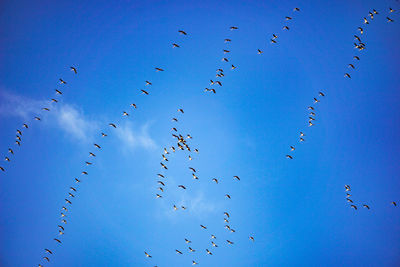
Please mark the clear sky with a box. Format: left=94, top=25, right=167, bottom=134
left=1, top=0, right=400, bottom=266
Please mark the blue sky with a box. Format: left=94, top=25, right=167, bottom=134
left=1, top=0, right=400, bottom=266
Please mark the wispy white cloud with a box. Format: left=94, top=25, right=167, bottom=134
left=0, top=90, right=158, bottom=148
left=54, top=104, right=99, bottom=141
left=0, top=90, right=98, bottom=142
left=115, top=121, right=157, bottom=151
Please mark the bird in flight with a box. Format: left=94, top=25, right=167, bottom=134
left=59, top=78, right=67, bottom=84
left=178, top=30, right=187, bottom=35
left=206, top=249, right=213, bottom=255
left=200, top=224, right=207, bottom=229
left=387, top=17, right=394, bottom=22
left=109, top=123, right=117, bottom=128
left=233, top=175, right=240, bottom=181
left=172, top=43, right=180, bottom=48
left=55, top=89, right=62, bottom=95
left=176, top=249, right=183, bottom=254
left=293, top=7, right=300, bottom=11
left=391, top=201, right=397, bottom=206
left=283, top=26, right=290, bottom=30
left=212, top=178, right=218, bottom=184
left=70, top=66, right=77, bottom=74
left=249, top=236, right=255, bottom=241
left=144, top=251, right=152, bottom=258
left=155, top=67, right=164, bottom=72
left=230, top=26, right=238, bottom=30
left=286, top=155, right=293, bottom=159
left=344, top=73, right=351, bottom=79
left=227, top=240, right=234, bottom=245
left=178, top=185, right=187, bottom=190
left=362, top=204, right=370, bottom=209
left=257, top=49, right=263, bottom=54
left=141, top=89, right=149, bottom=95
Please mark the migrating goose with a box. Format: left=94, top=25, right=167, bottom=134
left=176, top=249, right=183, bottom=254
left=141, top=89, right=149, bottom=95
left=144, top=251, right=152, bottom=258
left=283, top=26, right=290, bottom=30
left=70, top=66, right=77, bottom=74
left=249, top=236, right=255, bottom=241
left=109, top=123, right=117, bottom=128
left=286, top=155, right=293, bottom=159
left=172, top=43, right=180, bottom=48
left=178, top=185, right=187, bottom=189
left=344, top=73, right=351, bottom=79
left=227, top=240, right=234, bottom=245
left=387, top=17, right=394, bottom=22
left=55, top=89, right=62, bottom=95
left=94, top=143, right=101, bottom=149
left=206, top=249, right=213, bottom=255
left=155, top=67, right=164, bottom=72
left=185, top=238, right=191, bottom=243
left=178, top=30, right=187, bottom=35
left=212, top=178, right=218, bottom=184
left=362, top=204, right=370, bottom=209
left=59, top=78, right=67, bottom=84
left=189, top=247, right=195, bottom=252
left=200, top=224, right=207, bottom=229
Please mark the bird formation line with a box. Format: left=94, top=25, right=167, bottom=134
left=36, top=29, right=192, bottom=266
left=1, top=67, right=76, bottom=174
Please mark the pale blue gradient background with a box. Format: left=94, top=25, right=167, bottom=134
left=1, top=0, right=400, bottom=266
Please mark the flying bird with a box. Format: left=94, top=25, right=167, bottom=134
left=178, top=108, right=184, bottom=113
left=189, top=247, right=195, bottom=252
left=227, top=240, right=234, bottom=245
left=212, top=178, right=218, bottom=184
left=294, top=7, right=300, bottom=11
left=59, top=78, right=67, bottom=84
left=70, top=66, right=77, bottom=74
left=286, top=155, right=293, bottom=159
left=362, top=204, right=370, bottom=209
left=178, top=30, right=187, bottom=35
left=351, top=205, right=357, bottom=210
left=8, top=148, right=14, bottom=154
left=233, top=175, right=240, bottom=181
left=172, top=43, right=180, bottom=48
left=178, top=185, right=187, bottom=190
left=141, top=89, right=149, bottom=95
left=23, top=123, right=29, bottom=128
left=155, top=67, right=164, bottom=72
left=348, top=64, right=355, bottom=69
left=43, top=257, right=50, bottom=262
left=257, top=49, right=263, bottom=54
left=225, top=38, right=232, bottom=42
left=224, top=212, right=230, bottom=218
left=130, top=103, right=137, bottom=108
left=175, top=249, right=183, bottom=254
left=249, top=236, right=255, bottom=241
left=185, top=238, right=191, bottom=243
left=94, top=143, right=101, bottom=149
left=200, top=225, right=207, bottom=229
left=225, top=194, right=231, bottom=199
left=144, top=251, right=152, bottom=258
left=283, top=26, right=290, bottom=30
left=54, top=238, right=62, bottom=243
left=286, top=16, right=292, bottom=20
left=344, top=73, right=351, bottom=79
left=391, top=201, right=397, bottom=206
left=387, top=17, right=394, bottom=22
left=353, top=56, right=360, bottom=60
left=230, top=26, right=238, bottom=30
left=206, top=249, right=213, bottom=255
left=55, top=89, right=62, bottom=95
left=109, top=123, right=117, bottom=128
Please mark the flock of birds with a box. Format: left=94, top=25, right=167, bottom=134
left=0, top=5, right=398, bottom=267
left=283, top=7, right=398, bottom=212
left=0, top=67, right=77, bottom=173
